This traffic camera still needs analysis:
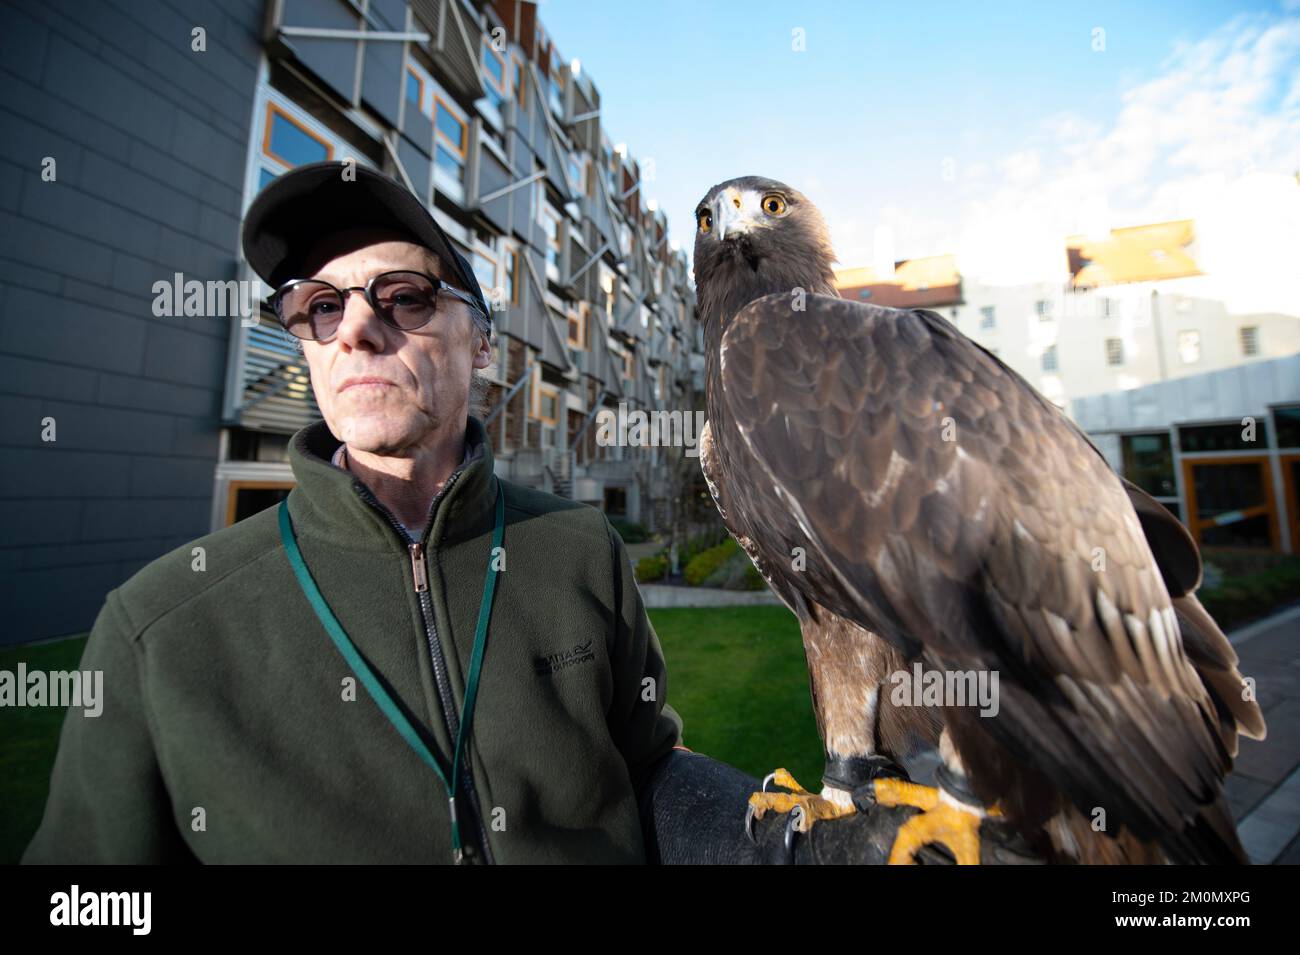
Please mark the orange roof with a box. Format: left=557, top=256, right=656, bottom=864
left=835, top=254, right=960, bottom=292
left=834, top=254, right=962, bottom=308
left=1066, top=219, right=1201, bottom=287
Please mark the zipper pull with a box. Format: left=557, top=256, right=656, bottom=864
left=409, top=542, right=428, bottom=593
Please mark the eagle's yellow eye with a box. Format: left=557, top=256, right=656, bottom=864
left=698, top=211, right=713, bottom=234
left=762, top=194, right=787, bottom=216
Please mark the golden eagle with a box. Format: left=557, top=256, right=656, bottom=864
left=692, top=176, right=1265, bottom=864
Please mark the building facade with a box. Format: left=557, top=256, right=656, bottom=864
left=1074, top=354, right=1300, bottom=554
left=836, top=222, right=1300, bottom=413
left=0, top=0, right=700, bottom=645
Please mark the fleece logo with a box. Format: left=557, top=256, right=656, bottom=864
left=534, top=640, right=596, bottom=676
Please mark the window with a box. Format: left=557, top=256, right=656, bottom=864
left=1178, top=330, right=1201, bottom=364
left=512, top=56, right=527, bottom=109
left=506, top=247, right=521, bottom=305
left=1105, top=338, right=1124, bottom=366
left=1274, top=405, right=1300, bottom=448
left=567, top=153, right=584, bottom=195
left=1179, top=421, right=1269, bottom=453
left=1035, top=299, right=1053, bottom=321
left=434, top=98, right=467, bottom=187
left=1100, top=297, right=1116, bottom=318
left=472, top=249, right=496, bottom=295
left=1041, top=345, right=1058, bottom=372
left=263, top=103, right=333, bottom=168
left=405, top=60, right=435, bottom=118
left=979, top=306, right=995, bottom=330
left=1121, top=433, right=1175, bottom=498
left=541, top=206, right=562, bottom=275
left=600, top=267, right=616, bottom=320
left=405, top=68, right=423, bottom=109
left=623, top=349, right=634, bottom=380
left=1240, top=325, right=1259, bottom=356
left=567, top=306, right=586, bottom=350
left=537, top=386, right=559, bottom=425
left=482, top=41, right=507, bottom=110
left=548, top=52, right=564, bottom=115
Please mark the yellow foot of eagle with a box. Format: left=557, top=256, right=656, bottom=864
left=745, top=768, right=856, bottom=846
left=870, top=777, right=1001, bottom=865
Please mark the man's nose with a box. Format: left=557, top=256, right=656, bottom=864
left=333, top=288, right=386, bottom=347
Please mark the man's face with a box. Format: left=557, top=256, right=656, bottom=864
left=298, top=228, right=491, bottom=455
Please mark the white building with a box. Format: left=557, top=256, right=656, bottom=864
left=945, top=221, right=1300, bottom=409
left=1074, top=354, right=1300, bottom=553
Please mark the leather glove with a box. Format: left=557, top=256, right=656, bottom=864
left=638, top=748, right=1045, bottom=865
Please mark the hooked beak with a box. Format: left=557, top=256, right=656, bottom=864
left=713, top=188, right=755, bottom=242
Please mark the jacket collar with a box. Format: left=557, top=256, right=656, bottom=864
left=287, top=416, right=498, bottom=554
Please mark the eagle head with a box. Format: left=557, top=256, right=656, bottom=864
left=692, top=176, right=838, bottom=328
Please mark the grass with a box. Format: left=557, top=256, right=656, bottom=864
left=651, top=605, right=823, bottom=785
left=0, top=606, right=819, bottom=864
left=0, top=634, right=89, bottom=864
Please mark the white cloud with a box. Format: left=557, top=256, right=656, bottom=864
left=888, top=11, right=1300, bottom=308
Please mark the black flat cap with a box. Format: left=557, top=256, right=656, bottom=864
left=241, top=160, right=489, bottom=319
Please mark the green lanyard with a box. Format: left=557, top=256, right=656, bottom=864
left=277, top=481, right=505, bottom=864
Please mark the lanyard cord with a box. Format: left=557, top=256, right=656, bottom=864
left=278, top=481, right=505, bottom=863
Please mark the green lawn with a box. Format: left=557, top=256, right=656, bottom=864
left=0, top=605, right=819, bottom=864
left=0, top=634, right=89, bottom=864
left=651, top=605, right=823, bottom=785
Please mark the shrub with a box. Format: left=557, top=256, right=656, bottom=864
left=685, top=538, right=739, bottom=586
left=702, top=547, right=768, bottom=591
left=635, top=552, right=669, bottom=583
left=1199, top=556, right=1300, bottom=632
left=609, top=518, right=648, bottom=544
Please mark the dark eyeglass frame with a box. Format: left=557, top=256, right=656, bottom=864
left=269, top=269, right=486, bottom=342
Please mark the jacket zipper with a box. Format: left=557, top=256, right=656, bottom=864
left=353, top=474, right=495, bottom=865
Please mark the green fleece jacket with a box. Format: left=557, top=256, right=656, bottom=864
left=23, top=417, right=683, bottom=864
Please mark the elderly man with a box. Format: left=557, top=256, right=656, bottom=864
left=24, top=163, right=998, bottom=866
left=24, top=161, right=705, bottom=864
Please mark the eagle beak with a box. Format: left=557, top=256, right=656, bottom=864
left=713, top=190, right=753, bottom=242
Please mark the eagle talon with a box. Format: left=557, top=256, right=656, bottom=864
left=870, top=777, right=1001, bottom=865
left=747, top=768, right=856, bottom=852
left=784, top=805, right=804, bottom=856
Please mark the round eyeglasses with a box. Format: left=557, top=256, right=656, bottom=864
left=269, top=270, right=485, bottom=342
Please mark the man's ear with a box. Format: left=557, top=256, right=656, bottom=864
left=472, top=329, right=492, bottom=369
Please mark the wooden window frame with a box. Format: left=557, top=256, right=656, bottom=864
left=263, top=102, right=334, bottom=169
left=1180, top=455, right=1280, bottom=551
left=405, top=66, right=425, bottom=114
left=434, top=96, right=468, bottom=156
left=225, top=480, right=295, bottom=528
left=567, top=305, right=586, bottom=350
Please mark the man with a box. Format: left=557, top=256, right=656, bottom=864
left=24, top=161, right=690, bottom=864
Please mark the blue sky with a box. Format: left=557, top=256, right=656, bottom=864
left=537, top=0, right=1300, bottom=296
